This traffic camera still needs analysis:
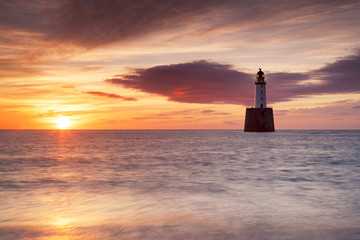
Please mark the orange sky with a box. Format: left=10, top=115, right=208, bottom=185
left=1, top=0, right=360, bottom=129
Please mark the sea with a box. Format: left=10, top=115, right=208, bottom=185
left=0, top=130, right=359, bottom=240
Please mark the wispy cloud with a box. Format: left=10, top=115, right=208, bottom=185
left=2, top=0, right=359, bottom=48
left=130, top=108, right=231, bottom=121
left=223, top=121, right=240, bottom=126
left=52, top=1, right=360, bottom=48
left=83, top=91, right=137, bottom=101
left=201, top=110, right=230, bottom=115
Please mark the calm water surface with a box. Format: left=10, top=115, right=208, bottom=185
left=0, top=130, right=359, bottom=239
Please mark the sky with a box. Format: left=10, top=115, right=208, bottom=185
left=1, top=0, right=360, bottom=129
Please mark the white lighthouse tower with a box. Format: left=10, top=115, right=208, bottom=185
left=244, top=68, right=275, bottom=132
left=255, top=68, right=266, bottom=108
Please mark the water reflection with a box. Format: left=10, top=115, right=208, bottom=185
left=0, top=130, right=359, bottom=239
left=2, top=220, right=360, bottom=240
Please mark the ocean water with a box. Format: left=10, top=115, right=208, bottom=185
left=0, top=130, right=359, bottom=240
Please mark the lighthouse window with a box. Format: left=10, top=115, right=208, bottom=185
left=261, top=97, right=263, bottom=100
left=261, top=91, right=263, bottom=94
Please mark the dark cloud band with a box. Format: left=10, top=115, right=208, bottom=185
left=106, top=52, right=360, bottom=105
left=2, top=0, right=358, bottom=48
left=106, top=60, right=253, bottom=105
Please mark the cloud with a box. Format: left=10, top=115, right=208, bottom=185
left=223, top=121, right=240, bottom=126
left=83, top=91, right=136, bottom=101
left=129, top=108, right=231, bottom=121
left=60, top=1, right=360, bottom=48
left=48, top=0, right=359, bottom=47
left=82, top=66, right=103, bottom=72
left=48, top=0, right=228, bottom=47
left=201, top=110, right=215, bottom=114
left=62, top=85, right=75, bottom=89
left=3, top=0, right=358, bottom=48
left=107, top=60, right=253, bottom=105
left=311, top=53, right=360, bottom=93
left=201, top=110, right=230, bottom=115
left=264, top=52, right=360, bottom=103
left=0, top=0, right=50, bottom=33
left=274, top=110, right=289, bottom=116
left=0, top=58, right=45, bottom=78
left=106, top=52, right=360, bottom=106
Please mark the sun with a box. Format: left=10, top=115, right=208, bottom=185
left=55, top=116, right=72, bottom=129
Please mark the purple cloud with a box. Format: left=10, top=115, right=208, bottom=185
left=107, top=60, right=253, bottom=105
left=106, top=52, right=360, bottom=105
left=311, top=53, right=360, bottom=93
left=2, top=1, right=358, bottom=48
left=267, top=52, right=360, bottom=100
left=0, top=0, right=49, bottom=33
left=53, top=1, right=360, bottom=47
left=48, top=0, right=228, bottom=47
left=83, top=91, right=136, bottom=101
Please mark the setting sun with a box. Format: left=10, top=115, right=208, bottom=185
left=55, top=116, right=71, bottom=129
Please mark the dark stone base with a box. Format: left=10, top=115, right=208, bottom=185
left=244, top=108, right=275, bottom=132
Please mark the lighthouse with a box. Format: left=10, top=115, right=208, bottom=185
left=255, top=68, right=266, bottom=108
left=244, top=69, right=275, bottom=132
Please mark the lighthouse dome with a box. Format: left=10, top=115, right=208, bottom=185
left=257, top=68, right=264, bottom=77
left=256, top=68, right=265, bottom=81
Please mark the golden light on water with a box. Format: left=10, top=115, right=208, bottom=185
left=55, top=116, right=72, bottom=129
